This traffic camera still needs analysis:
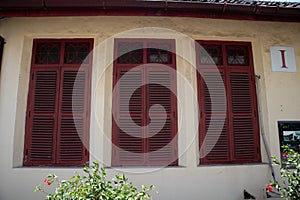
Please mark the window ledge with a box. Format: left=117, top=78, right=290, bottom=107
left=197, top=162, right=269, bottom=168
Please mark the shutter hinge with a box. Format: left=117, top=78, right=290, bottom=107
left=257, top=147, right=260, bottom=154
left=173, top=111, right=175, bottom=118
left=31, top=73, right=34, bottom=80
left=200, top=111, right=202, bottom=119
left=28, top=111, right=31, bottom=118
left=85, top=149, right=88, bottom=156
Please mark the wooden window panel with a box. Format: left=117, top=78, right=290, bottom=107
left=229, top=70, right=260, bottom=163
left=112, top=39, right=177, bottom=166
left=24, top=68, right=59, bottom=166
left=198, top=69, right=230, bottom=164
left=57, top=68, right=89, bottom=165
left=24, top=39, right=93, bottom=166
left=146, top=67, right=177, bottom=166
left=196, top=41, right=261, bottom=165
left=112, top=68, right=145, bottom=166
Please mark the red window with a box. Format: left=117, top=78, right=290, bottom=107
left=112, top=39, right=178, bottom=166
left=23, top=39, right=93, bottom=166
left=196, top=41, right=261, bottom=164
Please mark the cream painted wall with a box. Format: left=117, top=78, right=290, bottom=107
left=0, top=16, right=299, bottom=200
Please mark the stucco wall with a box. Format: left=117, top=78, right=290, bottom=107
left=0, top=16, right=299, bottom=200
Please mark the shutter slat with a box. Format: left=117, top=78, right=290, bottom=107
left=120, top=71, right=142, bottom=114
left=148, top=117, right=174, bottom=163
left=34, top=71, right=57, bottom=112
left=204, top=72, right=226, bottom=113
left=62, top=71, right=85, bottom=113
left=204, top=116, right=229, bottom=161
left=30, top=116, right=54, bottom=161
left=59, top=116, right=83, bottom=161
left=233, top=116, right=256, bottom=159
left=119, top=116, right=143, bottom=162
left=231, top=73, right=252, bottom=113
left=149, top=71, right=171, bottom=113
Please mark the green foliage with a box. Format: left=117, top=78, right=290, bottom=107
left=35, top=162, right=154, bottom=200
left=270, top=145, right=300, bottom=200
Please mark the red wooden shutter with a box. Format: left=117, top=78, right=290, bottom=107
left=57, top=68, right=89, bottom=164
left=197, top=41, right=261, bottom=165
left=199, top=70, right=229, bottom=164
left=230, top=71, right=260, bottom=162
left=112, top=39, right=177, bottom=166
left=147, top=67, right=178, bottom=166
left=24, top=68, right=59, bottom=166
left=24, top=39, right=92, bottom=166
left=112, top=69, right=144, bottom=166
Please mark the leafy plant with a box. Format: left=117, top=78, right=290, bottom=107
left=35, top=162, right=154, bottom=200
left=270, top=145, right=300, bottom=200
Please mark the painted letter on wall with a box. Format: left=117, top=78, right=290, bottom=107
left=270, top=46, right=297, bottom=72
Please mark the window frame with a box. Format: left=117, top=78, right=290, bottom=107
left=23, top=38, right=93, bottom=167
left=196, top=40, right=261, bottom=165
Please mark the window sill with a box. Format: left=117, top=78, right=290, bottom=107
left=197, top=162, right=269, bottom=168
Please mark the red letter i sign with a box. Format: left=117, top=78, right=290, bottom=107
left=270, top=46, right=297, bottom=72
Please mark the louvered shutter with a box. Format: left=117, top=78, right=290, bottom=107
left=57, top=68, right=89, bottom=165
left=112, top=69, right=144, bottom=166
left=147, top=67, right=177, bottom=166
left=24, top=68, right=59, bottom=166
left=199, top=70, right=229, bottom=164
left=113, top=39, right=177, bottom=166
left=230, top=71, right=260, bottom=162
left=24, top=39, right=92, bottom=166
left=197, top=41, right=261, bottom=165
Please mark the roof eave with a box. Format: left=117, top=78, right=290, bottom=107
left=0, top=0, right=299, bottom=22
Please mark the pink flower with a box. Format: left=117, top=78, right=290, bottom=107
left=267, top=183, right=273, bottom=193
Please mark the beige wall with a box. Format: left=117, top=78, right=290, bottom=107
left=0, top=16, right=299, bottom=200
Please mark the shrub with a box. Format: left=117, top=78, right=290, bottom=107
left=270, top=145, right=300, bottom=200
left=35, top=162, right=154, bottom=200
